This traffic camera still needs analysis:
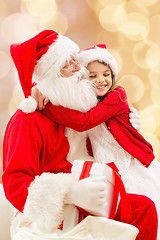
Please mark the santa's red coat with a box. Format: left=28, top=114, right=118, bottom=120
left=3, top=109, right=72, bottom=212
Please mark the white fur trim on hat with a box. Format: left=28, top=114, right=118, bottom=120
left=34, top=35, right=80, bottom=80
left=78, top=47, right=118, bottom=80
left=23, top=172, right=75, bottom=232
left=18, top=96, right=37, bottom=113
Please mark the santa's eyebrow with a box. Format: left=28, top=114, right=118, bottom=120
left=89, top=71, right=96, bottom=74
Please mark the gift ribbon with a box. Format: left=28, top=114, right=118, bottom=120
left=77, top=161, right=132, bottom=223
left=107, top=162, right=132, bottom=222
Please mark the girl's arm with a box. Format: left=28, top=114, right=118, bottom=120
left=43, top=87, right=129, bottom=132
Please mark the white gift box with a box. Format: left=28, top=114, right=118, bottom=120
left=71, top=160, right=116, bottom=218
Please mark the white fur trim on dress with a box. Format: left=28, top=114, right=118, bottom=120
left=33, top=35, right=80, bottom=80
left=18, top=96, right=37, bottom=113
left=23, top=172, right=75, bottom=232
left=78, top=46, right=118, bottom=80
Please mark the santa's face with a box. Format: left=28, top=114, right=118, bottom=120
left=60, top=56, right=81, bottom=77
left=87, top=61, right=112, bottom=97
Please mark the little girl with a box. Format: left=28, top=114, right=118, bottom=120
left=38, top=44, right=160, bottom=235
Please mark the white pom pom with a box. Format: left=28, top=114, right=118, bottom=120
left=18, top=96, right=37, bottom=113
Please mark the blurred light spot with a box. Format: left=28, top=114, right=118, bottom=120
left=148, top=15, right=160, bottom=43
left=141, top=104, right=160, bottom=138
left=120, top=12, right=149, bottom=41
left=1, top=13, right=38, bottom=44
left=146, top=44, right=160, bottom=68
left=139, top=109, right=156, bottom=134
left=133, top=40, right=158, bottom=69
left=99, top=0, right=126, bottom=6
left=86, top=0, right=102, bottom=13
left=149, top=69, right=160, bottom=88
left=99, top=5, right=127, bottom=32
left=97, top=30, right=125, bottom=50
left=39, top=12, right=68, bottom=35
left=109, top=49, right=123, bottom=73
left=22, top=0, right=57, bottom=20
left=0, top=0, right=8, bottom=17
left=8, top=83, right=24, bottom=116
left=124, top=2, right=149, bottom=17
left=118, top=74, right=144, bottom=103
left=0, top=81, right=11, bottom=103
left=0, top=51, right=11, bottom=79
left=151, top=86, right=160, bottom=104
left=133, top=0, right=158, bottom=7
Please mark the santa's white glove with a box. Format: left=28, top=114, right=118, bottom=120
left=65, top=176, right=107, bottom=213
left=129, top=107, right=141, bottom=131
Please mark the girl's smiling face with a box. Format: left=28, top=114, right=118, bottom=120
left=87, top=61, right=113, bottom=97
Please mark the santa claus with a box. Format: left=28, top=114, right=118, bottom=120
left=2, top=30, right=158, bottom=240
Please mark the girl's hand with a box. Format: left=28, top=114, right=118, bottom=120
left=129, top=107, right=141, bottom=131
left=31, top=86, right=49, bottom=110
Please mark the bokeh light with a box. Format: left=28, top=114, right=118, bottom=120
left=99, top=0, right=126, bottom=7
left=1, top=13, right=38, bottom=44
left=133, top=40, right=159, bottom=69
left=23, top=0, right=57, bottom=19
left=117, top=75, right=144, bottom=103
left=109, top=49, right=123, bottom=73
left=38, top=12, right=68, bottom=35
left=0, top=0, right=8, bottom=17
left=139, top=108, right=157, bottom=134
left=0, top=51, right=11, bottom=79
left=99, top=5, right=127, bottom=32
left=133, top=0, right=158, bottom=7
left=142, top=104, right=160, bottom=137
left=150, top=86, right=160, bottom=105
left=149, top=68, right=160, bottom=88
left=8, top=83, right=23, bottom=116
left=120, top=12, right=149, bottom=41
left=147, top=15, right=160, bottom=42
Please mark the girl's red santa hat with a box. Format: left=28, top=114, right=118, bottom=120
left=10, top=29, right=80, bottom=99
left=78, top=44, right=118, bottom=80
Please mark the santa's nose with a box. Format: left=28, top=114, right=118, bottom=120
left=75, top=63, right=81, bottom=71
left=73, top=62, right=81, bottom=72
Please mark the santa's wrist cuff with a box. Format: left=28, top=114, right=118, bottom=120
left=23, top=172, right=75, bottom=232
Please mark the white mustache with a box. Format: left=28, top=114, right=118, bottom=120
left=90, top=82, right=98, bottom=88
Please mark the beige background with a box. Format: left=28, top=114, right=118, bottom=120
left=0, top=0, right=160, bottom=181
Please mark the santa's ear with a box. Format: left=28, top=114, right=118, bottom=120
left=18, top=96, right=37, bottom=113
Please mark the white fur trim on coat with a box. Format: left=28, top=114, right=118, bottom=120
left=78, top=47, right=118, bottom=80
left=18, top=96, right=37, bottom=113
left=23, top=172, right=75, bottom=232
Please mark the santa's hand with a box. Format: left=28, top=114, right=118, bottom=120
left=129, top=107, right=141, bottom=131
left=31, top=86, right=49, bottom=110
left=65, top=176, right=107, bottom=212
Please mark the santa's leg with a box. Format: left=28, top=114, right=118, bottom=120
left=115, top=193, right=158, bottom=240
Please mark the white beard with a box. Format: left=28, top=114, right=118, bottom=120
left=36, top=67, right=98, bottom=163
left=36, top=67, right=98, bottom=112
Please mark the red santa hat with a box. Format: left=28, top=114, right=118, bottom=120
left=78, top=44, right=118, bottom=80
left=10, top=30, right=80, bottom=98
